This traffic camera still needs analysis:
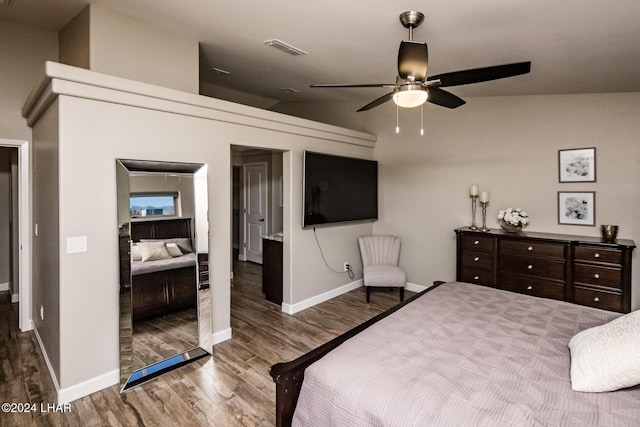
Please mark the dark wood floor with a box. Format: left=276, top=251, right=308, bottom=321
left=0, top=261, right=412, bottom=426
left=132, top=308, right=199, bottom=370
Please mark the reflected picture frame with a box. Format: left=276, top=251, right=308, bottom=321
left=558, top=147, right=596, bottom=182
left=558, top=191, right=595, bottom=226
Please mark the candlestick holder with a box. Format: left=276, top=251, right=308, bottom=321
left=469, top=195, right=478, bottom=230
left=480, top=201, right=490, bottom=232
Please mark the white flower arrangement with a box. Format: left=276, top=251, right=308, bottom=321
left=497, top=208, right=529, bottom=227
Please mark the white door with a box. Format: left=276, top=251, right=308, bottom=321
left=243, top=162, right=268, bottom=264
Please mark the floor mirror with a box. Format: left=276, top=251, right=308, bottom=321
left=117, top=159, right=211, bottom=391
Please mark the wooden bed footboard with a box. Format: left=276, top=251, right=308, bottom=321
left=269, top=281, right=445, bottom=427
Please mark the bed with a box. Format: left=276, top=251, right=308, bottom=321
left=270, top=281, right=640, bottom=426
left=129, top=218, right=197, bottom=322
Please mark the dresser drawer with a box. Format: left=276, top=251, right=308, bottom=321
left=574, top=286, right=622, bottom=312
left=500, top=239, right=566, bottom=259
left=460, top=268, right=494, bottom=287
left=574, top=246, right=623, bottom=265
left=461, top=234, right=494, bottom=251
left=499, top=254, right=565, bottom=280
left=574, top=264, right=622, bottom=289
left=461, top=251, right=494, bottom=271
left=500, top=273, right=565, bottom=301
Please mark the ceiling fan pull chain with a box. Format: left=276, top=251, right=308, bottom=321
left=396, top=104, right=400, bottom=134
left=420, top=105, right=424, bottom=136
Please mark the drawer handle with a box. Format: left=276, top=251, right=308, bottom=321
left=474, top=276, right=480, bottom=280
left=594, top=297, right=600, bottom=302
left=527, top=264, right=533, bottom=270
left=474, top=257, right=480, bottom=262
left=594, top=253, right=600, bottom=258
left=594, top=273, right=600, bottom=279
left=526, top=285, right=533, bottom=290
left=474, top=240, right=480, bottom=245
left=527, top=246, right=533, bottom=251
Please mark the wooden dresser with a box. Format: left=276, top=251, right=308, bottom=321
left=455, top=227, right=636, bottom=313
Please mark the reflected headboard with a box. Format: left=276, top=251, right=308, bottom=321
left=131, top=218, right=191, bottom=242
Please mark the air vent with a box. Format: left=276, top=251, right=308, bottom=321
left=264, top=39, right=307, bottom=56
left=280, top=88, right=300, bottom=94
left=211, top=67, right=230, bottom=75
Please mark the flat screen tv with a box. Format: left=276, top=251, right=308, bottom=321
left=303, top=151, right=378, bottom=228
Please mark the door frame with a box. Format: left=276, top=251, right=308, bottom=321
left=0, top=138, right=31, bottom=331
left=241, top=161, right=269, bottom=263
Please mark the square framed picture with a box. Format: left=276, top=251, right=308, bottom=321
left=558, top=147, right=596, bottom=182
left=558, top=191, right=595, bottom=226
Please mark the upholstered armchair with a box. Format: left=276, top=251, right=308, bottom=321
left=358, top=235, right=406, bottom=303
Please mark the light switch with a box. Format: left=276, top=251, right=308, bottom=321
left=67, top=236, right=88, bottom=254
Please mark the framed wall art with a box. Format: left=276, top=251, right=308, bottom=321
left=558, top=191, right=595, bottom=226
left=558, top=147, right=596, bottom=182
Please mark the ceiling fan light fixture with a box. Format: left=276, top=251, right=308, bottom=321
left=392, top=86, right=428, bottom=108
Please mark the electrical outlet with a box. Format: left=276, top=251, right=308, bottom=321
left=343, top=262, right=351, bottom=272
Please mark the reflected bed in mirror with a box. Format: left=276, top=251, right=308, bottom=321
left=116, top=159, right=211, bottom=391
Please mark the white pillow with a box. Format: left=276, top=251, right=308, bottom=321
left=141, top=238, right=193, bottom=253
left=568, top=310, right=640, bottom=392
left=131, top=244, right=142, bottom=261
left=137, top=241, right=172, bottom=262
left=166, top=242, right=183, bottom=257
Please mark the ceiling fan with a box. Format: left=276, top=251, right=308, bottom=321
left=311, top=11, right=531, bottom=112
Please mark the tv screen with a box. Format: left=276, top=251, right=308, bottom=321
left=303, top=151, right=378, bottom=228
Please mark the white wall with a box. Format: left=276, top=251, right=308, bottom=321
left=273, top=93, right=640, bottom=310
left=58, top=6, right=90, bottom=70
left=0, top=18, right=57, bottom=140
left=25, top=63, right=376, bottom=398
left=89, top=4, right=199, bottom=94
left=31, top=100, right=61, bottom=381
left=58, top=4, right=199, bottom=94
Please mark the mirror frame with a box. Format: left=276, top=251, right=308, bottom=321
left=117, top=159, right=211, bottom=391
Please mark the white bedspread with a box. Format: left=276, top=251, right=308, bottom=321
left=131, top=252, right=196, bottom=276
left=293, top=282, right=640, bottom=427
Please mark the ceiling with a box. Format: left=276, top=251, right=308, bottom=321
left=3, top=0, right=640, bottom=108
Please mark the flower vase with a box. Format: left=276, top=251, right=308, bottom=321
left=499, top=219, right=522, bottom=233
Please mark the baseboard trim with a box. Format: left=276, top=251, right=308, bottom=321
left=282, top=279, right=364, bottom=315
left=281, top=280, right=434, bottom=315
left=406, top=282, right=430, bottom=293
left=31, top=323, right=61, bottom=398
left=57, top=370, right=119, bottom=404
left=0, top=282, right=9, bottom=292
left=32, top=322, right=119, bottom=403
left=212, top=327, right=232, bottom=345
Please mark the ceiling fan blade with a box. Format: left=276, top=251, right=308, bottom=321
left=310, top=83, right=396, bottom=88
left=428, top=87, right=466, bottom=109
left=398, top=41, right=428, bottom=80
left=357, top=92, right=395, bottom=112
left=428, top=61, right=531, bottom=87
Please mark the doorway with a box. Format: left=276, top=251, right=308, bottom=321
left=0, top=139, right=30, bottom=331
left=232, top=147, right=284, bottom=262
left=231, top=146, right=284, bottom=302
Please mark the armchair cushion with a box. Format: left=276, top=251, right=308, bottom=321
left=363, top=265, right=406, bottom=288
